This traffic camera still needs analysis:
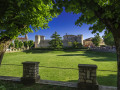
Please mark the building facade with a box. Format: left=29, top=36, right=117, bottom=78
left=18, top=34, right=28, bottom=42
left=35, top=34, right=83, bottom=48
left=83, top=37, right=105, bottom=47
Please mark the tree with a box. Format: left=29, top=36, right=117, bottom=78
left=68, top=42, right=72, bottom=47
left=28, top=40, right=34, bottom=49
left=54, top=0, right=120, bottom=89
left=14, top=40, right=19, bottom=49
left=19, top=41, right=23, bottom=48
left=73, top=41, right=83, bottom=48
left=103, top=33, right=115, bottom=46
left=73, top=41, right=79, bottom=48
left=0, top=0, right=57, bottom=64
left=49, top=31, right=63, bottom=49
left=92, top=34, right=101, bottom=47
left=23, top=41, right=28, bottom=49
left=9, top=42, right=14, bottom=48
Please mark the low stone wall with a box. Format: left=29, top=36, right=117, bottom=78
left=21, top=61, right=40, bottom=84
left=0, top=62, right=117, bottom=90
left=90, top=48, right=116, bottom=53
left=78, top=64, right=98, bottom=90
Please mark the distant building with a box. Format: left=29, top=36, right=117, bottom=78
left=35, top=35, right=50, bottom=48
left=35, top=34, right=83, bottom=48
left=83, top=37, right=105, bottom=47
left=18, top=34, right=28, bottom=42
left=63, top=34, right=83, bottom=44
left=83, top=38, right=94, bottom=47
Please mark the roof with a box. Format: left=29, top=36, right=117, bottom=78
left=18, top=37, right=27, bottom=40
left=63, top=35, right=75, bottom=37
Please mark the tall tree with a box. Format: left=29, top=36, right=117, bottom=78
left=23, top=41, right=28, bottom=49
left=14, top=40, right=19, bottom=49
left=19, top=41, right=23, bottom=48
left=92, top=34, right=101, bottom=47
left=103, top=33, right=115, bottom=46
left=28, top=40, right=34, bottom=49
left=49, top=31, right=63, bottom=49
left=0, top=0, right=57, bottom=64
left=54, top=0, right=120, bottom=89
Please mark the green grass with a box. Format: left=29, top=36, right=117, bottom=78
left=0, top=49, right=117, bottom=86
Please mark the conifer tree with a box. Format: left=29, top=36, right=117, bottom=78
left=49, top=31, right=63, bottom=49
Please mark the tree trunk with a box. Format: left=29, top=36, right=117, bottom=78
left=0, top=52, right=5, bottom=65
left=0, top=43, right=5, bottom=65
left=112, top=32, right=120, bottom=90
left=0, top=41, right=11, bottom=65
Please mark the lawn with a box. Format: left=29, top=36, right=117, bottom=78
left=0, top=81, right=77, bottom=90
left=0, top=49, right=117, bottom=86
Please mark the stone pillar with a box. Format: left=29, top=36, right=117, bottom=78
left=21, top=61, right=40, bottom=84
left=78, top=64, right=98, bottom=90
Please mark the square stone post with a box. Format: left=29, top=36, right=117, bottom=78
left=78, top=64, right=98, bottom=90
left=21, top=61, right=40, bottom=84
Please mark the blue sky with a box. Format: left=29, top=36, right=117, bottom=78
left=19, top=10, right=104, bottom=41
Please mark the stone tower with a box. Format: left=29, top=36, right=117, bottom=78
left=35, top=35, right=40, bottom=48
left=77, top=35, right=83, bottom=45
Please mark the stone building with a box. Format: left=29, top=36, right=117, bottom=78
left=18, top=34, right=28, bottom=42
left=83, top=37, right=105, bottom=47
left=35, top=34, right=83, bottom=48
left=63, top=34, right=83, bottom=44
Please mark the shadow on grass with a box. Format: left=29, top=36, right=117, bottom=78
left=68, top=74, right=117, bottom=87
left=97, top=74, right=117, bottom=86
left=57, top=54, right=85, bottom=56
left=23, top=49, right=88, bottom=54
left=0, top=81, right=77, bottom=90
left=57, top=50, right=117, bottom=62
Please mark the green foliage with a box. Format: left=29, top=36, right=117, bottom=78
left=72, top=41, right=83, bottom=48
left=0, top=0, right=58, bottom=42
left=54, top=0, right=120, bottom=34
left=92, top=34, right=101, bottom=46
left=49, top=31, right=63, bottom=49
left=19, top=41, right=23, bottom=48
left=68, top=42, right=73, bottom=47
left=103, top=33, right=115, bottom=46
left=14, top=40, right=19, bottom=49
left=23, top=41, right=28, bottom=49
left=28, top=40, right=34, bottom=48
left=73, top=41, right=79, bottom=48
left=9, top=42, right=14, bottom=48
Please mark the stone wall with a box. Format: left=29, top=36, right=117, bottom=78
left=35, top=34, right=83, bottom=48
left=78, top=64, right=98, bottom=90
left=21, top=61, right=40, bottom=84
left=39, top=40, right=50, bottom=48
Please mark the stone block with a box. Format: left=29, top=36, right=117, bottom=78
left=86, top=80, right=92, bottom=83
left=21, top=61, right=40, bottom=84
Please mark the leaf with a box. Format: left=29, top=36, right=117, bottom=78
left=115, top=23, right=118, bottom=29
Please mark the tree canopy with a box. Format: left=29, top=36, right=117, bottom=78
left=28, top=40, right=34, bottom=48
left=49, top=31, right=63, bottom=49
left=0, top=0, right=57, bottom=42
left=92, top=34, right=101, bottom=47
left=103, top=33, right=115, bottom=46
left=23, top=41, right=28, bottom=49
left=19, top=41, right=23, bottom=48
left=14, top=40, right=19, bottom=49
left=54, top=0, right=120, bottom=35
